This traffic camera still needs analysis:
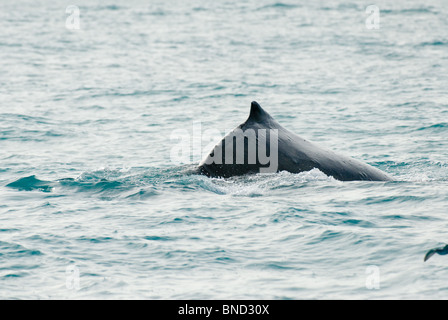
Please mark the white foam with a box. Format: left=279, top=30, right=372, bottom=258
left=199, top=168, right=337, bottom=196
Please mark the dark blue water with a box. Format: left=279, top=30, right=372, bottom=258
left=1, top=0, right=447, bottom=299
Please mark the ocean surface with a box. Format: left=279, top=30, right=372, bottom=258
left=1, top=0, right=447, bottom=299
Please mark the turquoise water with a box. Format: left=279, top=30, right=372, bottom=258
left=1, top=0, right=448, bottom=299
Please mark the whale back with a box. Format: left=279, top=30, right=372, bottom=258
left=198, top=101, right=392, bottom=181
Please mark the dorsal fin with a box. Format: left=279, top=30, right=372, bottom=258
left=247, top=101, right=273, bottom=123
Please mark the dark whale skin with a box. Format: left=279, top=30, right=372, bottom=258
left=198, top=101, right=393, bottom=182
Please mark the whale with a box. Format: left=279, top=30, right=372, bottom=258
left=197, top=101, right=393, bottom=181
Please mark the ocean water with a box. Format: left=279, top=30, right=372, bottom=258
left=1, top=0, right=447, bottom=299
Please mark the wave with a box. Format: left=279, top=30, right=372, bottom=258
left=6, top=160, right=447, bottom=199
left=5, top=166, right=338, bottom=198
left=6, top=176, right=55, bottom=193
left=416, top=123, right=448, bottom=132
left=381, top=7, right=438, bottom=15
left=376, top=160, right=448, bottom=182
left=417, top=41, right=448, bottom=47
left=256, top=3, right=301, bottom=11
left=0, top=241, right=43, bottom=258
left=94, top=5, right=125, bottom=11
